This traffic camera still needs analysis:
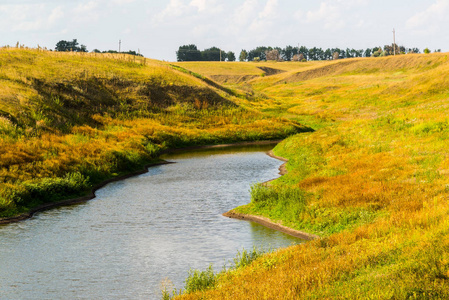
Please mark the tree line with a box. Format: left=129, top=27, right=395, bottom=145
left=239, top=45, right=432, bottom=61
left=177, top=44, right=441, bottom=62
left=176, top=45, right=235, bottom=62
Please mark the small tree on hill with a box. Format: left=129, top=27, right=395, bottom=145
left=266, top=49, right=280, bottom=61
left=239, top=50, right=248, bottom=61
left=55, top=39, right=87, bottom=52
left=176, top=44, right=202, bottom=61
left=227, top=51, right=236, bottom=61
left=292, top=53, right=304, bottom=61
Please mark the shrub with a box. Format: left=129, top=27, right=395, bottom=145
left=184, top=265, right=216, bottom=293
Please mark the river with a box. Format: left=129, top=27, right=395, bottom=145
left=0, top=144, right=301, bottom=299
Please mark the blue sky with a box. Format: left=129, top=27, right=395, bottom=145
left=1, top=0, right=448, bottom=61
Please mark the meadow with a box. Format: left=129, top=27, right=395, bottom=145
left=172, top=53, right=449, bottom=299
left=0, top=48, right=309, bottom=219
left=3, top=48, right=449, bottom=299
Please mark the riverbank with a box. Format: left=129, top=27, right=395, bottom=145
left=0, top=161, right=172, bottom=224
left=223, top=210, right=318, bottom=240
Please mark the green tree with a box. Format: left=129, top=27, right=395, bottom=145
left=424, top=48, right=431, bottom=54
left=201, top=47, right=222, bottom=61
left=176, top=44, right=202, bottom=61
left=281, top=45, right=294, bottom=61
left=239, top=50, right=248, bottom=61
left=55, top=39, right=87, bottom=52
left=227, top=51, right=236, bottom=61
left=248, top=46, right=270, bottom=61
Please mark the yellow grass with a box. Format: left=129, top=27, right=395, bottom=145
left=173, top=53, right=449, bottom=299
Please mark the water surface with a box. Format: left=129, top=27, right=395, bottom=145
left=0, top=145, right=300, bottom=299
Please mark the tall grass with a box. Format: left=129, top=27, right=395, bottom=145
left=174, top=53, right=449, bottom=299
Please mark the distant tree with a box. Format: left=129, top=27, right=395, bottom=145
left=266, top=49, right=280, bottom=61
left=424, top=48, right=431, bottom=54
left=309, top=47, right=324, bottom=60
left=92, top=49, right=101, bottom=53
left=227, top=51, right=236, bottom=61
left=239, top=50, right=248, bottom=61
left=364, top=48, right=372, bottom=57
left=282, top=45, right=295, bottom=61
left=55, top=39, right=87, bottom=52
left=323, top=48, right=332, bottom=60
left=100, top=50, right=142, bottom=56
left=248, top=46, right=270, bottom=61
left=298, top=46, right=309, bottom=60
left=124, top=50, right=143, bottom=56
left=372, top=47, right=383, bottom=57
left=176, top=44, right=202, bottom=61
left=201, top=47, right=222, bottom=61
left=292, top=53, right=304, bottom=61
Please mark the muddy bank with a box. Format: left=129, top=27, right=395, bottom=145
left=223, top=211, right=318, bottom=240
left=223, top=149, right=320, bottom=240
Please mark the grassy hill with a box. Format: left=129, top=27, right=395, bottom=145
left=173, top=53, right=449, bottom=299
left=0, top=49, right=309, bottom=219
left=3, top=49, right=449, bottom=299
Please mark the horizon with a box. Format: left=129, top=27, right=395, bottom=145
left=1, top=0, right=448, bottom=62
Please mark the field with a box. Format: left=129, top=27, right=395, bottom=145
left=172, top=53, right=449, bottom=299
left=0, top=49, right=308, bottom=219
left=2, top=49, right=449, bottom=299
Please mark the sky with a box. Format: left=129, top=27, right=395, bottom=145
left=1, top=0, right=448, bottom=61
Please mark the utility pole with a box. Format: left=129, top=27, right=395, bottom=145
left=119, top=39, right=121, bottom=53
left=392, top=29, right=396, bottom=56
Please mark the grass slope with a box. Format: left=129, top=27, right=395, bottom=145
left=0, top=49, right=309, bottom=218
left=174, top=53, right=449, bottom=299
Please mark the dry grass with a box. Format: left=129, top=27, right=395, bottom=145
left=173, top=53, right=449, bottom=299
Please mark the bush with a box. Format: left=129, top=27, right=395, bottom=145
left=7, top=172, right=90, bottom=206
left=184, top=265, right=216, bottom=293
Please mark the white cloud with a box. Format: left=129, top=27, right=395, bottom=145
left=48, top=6, right=64, bottom=24
left=297, top=0, right=367, bottom=31
left=249, top=0, right=280, bottom=32
left=230, top=0, right=257, bottom=28
left=0, top=4, right=64, bottom=32
left=189, top=0, right=222, bottom=13
left=406, top=0, right=449, bottom=34
left=153, top=0, right=189, bottom=23
left=305, top=2, right=344, bottom=30
left=112, top=0, right=135, bottom=4
left=189, top=0, right=207, bottom=12
left=259, top=0, right=278, bottom=19
left=74, top=1, right=101, bottom=22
